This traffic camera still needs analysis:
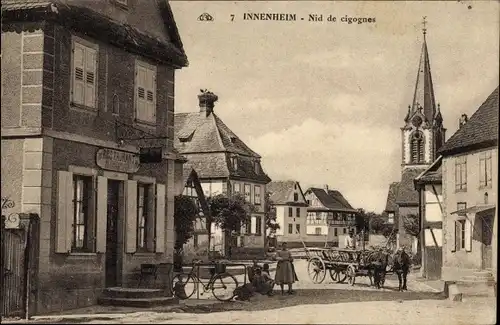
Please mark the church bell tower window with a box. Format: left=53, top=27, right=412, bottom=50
left=410, top=131, right=425, bottom=163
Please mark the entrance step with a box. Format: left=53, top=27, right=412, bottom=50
left=102, top=287, right=165, bottom=299
left=98, top=287, right=178, bottom=308
left=473, top=270, right=493, bottom=278
left=97, top=296, right=179, bottom=308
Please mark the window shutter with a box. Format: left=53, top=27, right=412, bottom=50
left=465, top=219, right=472, bottom=252
left=136, top=66, right=146, bottom=121
left=251, top=216, right=257, bottom=234
left=461, top=160, right=467, bottom=186
left=72, top=43, right=85, bottom=105
left=125, top=180, right=138, bottom=253
left=147, top=69, right=156, bottom=121
left=95, top=176, right=108, bottom=253
left=56, top=171, right=73, bottom=253
left=485, top=157, right=492, bottom=184
left=146, top=185, right=156, bottom=251
left=155, top=183, right=166, bottom=253
left=84, top=47, right=97, bottom=108
left=454, top=220, right=460, bottom=251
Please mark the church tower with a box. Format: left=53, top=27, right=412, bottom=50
left=401, top=18, right=446, bottom=170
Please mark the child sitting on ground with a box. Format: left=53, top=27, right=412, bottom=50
left=261, top=263, right=275, bottom=296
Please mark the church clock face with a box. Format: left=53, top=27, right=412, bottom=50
left=412, top=116, right=423, bottom=128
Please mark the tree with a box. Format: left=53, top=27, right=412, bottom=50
left=264, top=192, right=279, bottom=248
left=206, top=193, right=256, bottom=256
left=173, top=195, right=200, bottom=250
left=402, top=214, right=420, bottom=237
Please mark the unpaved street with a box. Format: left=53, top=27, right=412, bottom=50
left=79, top=296, right=496, bottom=324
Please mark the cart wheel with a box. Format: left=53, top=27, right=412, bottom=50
left=347, top=265, right=356, bottom=286
left=329, top=268, right=347, bottom=283
left=307, top=256, right=326, bottom=284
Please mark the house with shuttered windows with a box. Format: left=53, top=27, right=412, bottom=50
left=174, top=91, right=272, bottom=257
left=437, top=86, right=498, bottom=285
left=1, top=0, right=187, bottom=315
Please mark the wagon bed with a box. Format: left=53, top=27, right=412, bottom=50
left=304, top=246, right=393, bottom=285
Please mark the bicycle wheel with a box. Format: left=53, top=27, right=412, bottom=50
left=172, top=273, right=196, bottom=299
left=211, top=273, right=238, bottom=302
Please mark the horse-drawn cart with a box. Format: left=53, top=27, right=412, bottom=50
left=304, top=245, right=393, bottom=286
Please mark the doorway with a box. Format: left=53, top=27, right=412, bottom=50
left=105, top=180, right=122, bottom=287
left=481, top=215, right=493, bottom=270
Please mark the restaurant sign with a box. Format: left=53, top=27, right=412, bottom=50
left=96, top=148, right=140, bottom=173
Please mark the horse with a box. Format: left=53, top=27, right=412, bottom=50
left=392, top=248, right=412, bottom=291
left=362, top=248, right=390, bottom=289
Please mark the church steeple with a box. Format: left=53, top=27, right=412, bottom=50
left=410, top=16, right=437, bottom=123
left=401, top=17, right=445, bottom=168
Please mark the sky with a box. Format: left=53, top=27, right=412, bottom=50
left=170, top=1, right=499, bottom=213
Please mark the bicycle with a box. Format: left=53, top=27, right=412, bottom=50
left=172, top=260, right=239, bottom=301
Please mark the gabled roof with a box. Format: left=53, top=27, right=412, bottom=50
left=1, top=0, right=188, bottom=67
left=175, top=112, right=260, bottom=157
left=384, top=182, right=400, bottom=212
left=438, top=86, right=499, bottom=156
left=395, top=168, right=425, bottom=205
left=267, top=180, right=306, bottom=205
left=174, top=110, right=271, bottom=183
left=306, top=188, right=356, bottom=212
left=414, top=156, right=442, bottom=187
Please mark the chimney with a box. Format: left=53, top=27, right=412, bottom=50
left=198, top=90, right=218, bottom=116
left=459, top=114, right=468, bottom=128
left=323, top=184, right=329, bottom=193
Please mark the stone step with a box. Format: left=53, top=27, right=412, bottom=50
left=462, top=275, right=495, bottom=282
left=102, top=287, right=165, bottom=299
left=473, top=270, right=493, bottom=277
left=97, top=296, right=179, bottom=308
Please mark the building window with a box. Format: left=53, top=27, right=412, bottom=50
left=479, top=151, right=492, bottom=188
left=288, top=207, right=293, bottom=217
left=254, top=161, right=260, bottom=174
left=288, top=224, right=293, bottom=234
left=294, top=193, right=299, bottom=201
left=388, top=213, right=394, bottom=224
left=255, top=216, right=262, bottom=235
left=334, top=228, right=338, bottom=236
left=254, top=185, right=261, bottom=205
left=410, top=131, right=425, bottom=163
left=296, top=207, right=300, bottom=218
left=71, top=40, right=97, bottom=108
left=244, top=184, right=251, bottom=202
left=343, top=228, right=347, bottom=234
left=306, top=199, right=310, bottom=205
left=233, top=183, right=241, bottom=193
left=72, top=175, right=94, bottom=252
left=112, top=94, right=119, bottom=115
left=295, top=224, right=300, bottom=234
left=315, top=227, right=322, bottom=235
left=135, top=60, right=156, bottom=124
left=455, top=219, right=466, bottom=251
left=245, top=219, right=251, bottom=235
left=137, top=183, right=153, bottom=251
left=455, top=155, right=467, bottom=191
left=231, top=156, right=238, bottom=171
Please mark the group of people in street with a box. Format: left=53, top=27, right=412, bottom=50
left=235, top=242, right=299, bottom=300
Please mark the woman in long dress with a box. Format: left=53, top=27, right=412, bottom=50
left=274, top=242, right=298, bottom=295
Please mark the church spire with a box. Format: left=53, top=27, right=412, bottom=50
left=410, top=16, right=437, bottom=123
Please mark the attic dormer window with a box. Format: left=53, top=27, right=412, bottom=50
left=230, top=136, right=237, bottom=143
left=254, top=161, right=260, bottom=174
left=231, top=156, right=238, bottom=171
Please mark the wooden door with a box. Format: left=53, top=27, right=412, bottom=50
left=1, top=226, right=27, bottom=317
left=105, top=180, right=121, bottom=287
left=481, top=215, right=493, bottom=269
